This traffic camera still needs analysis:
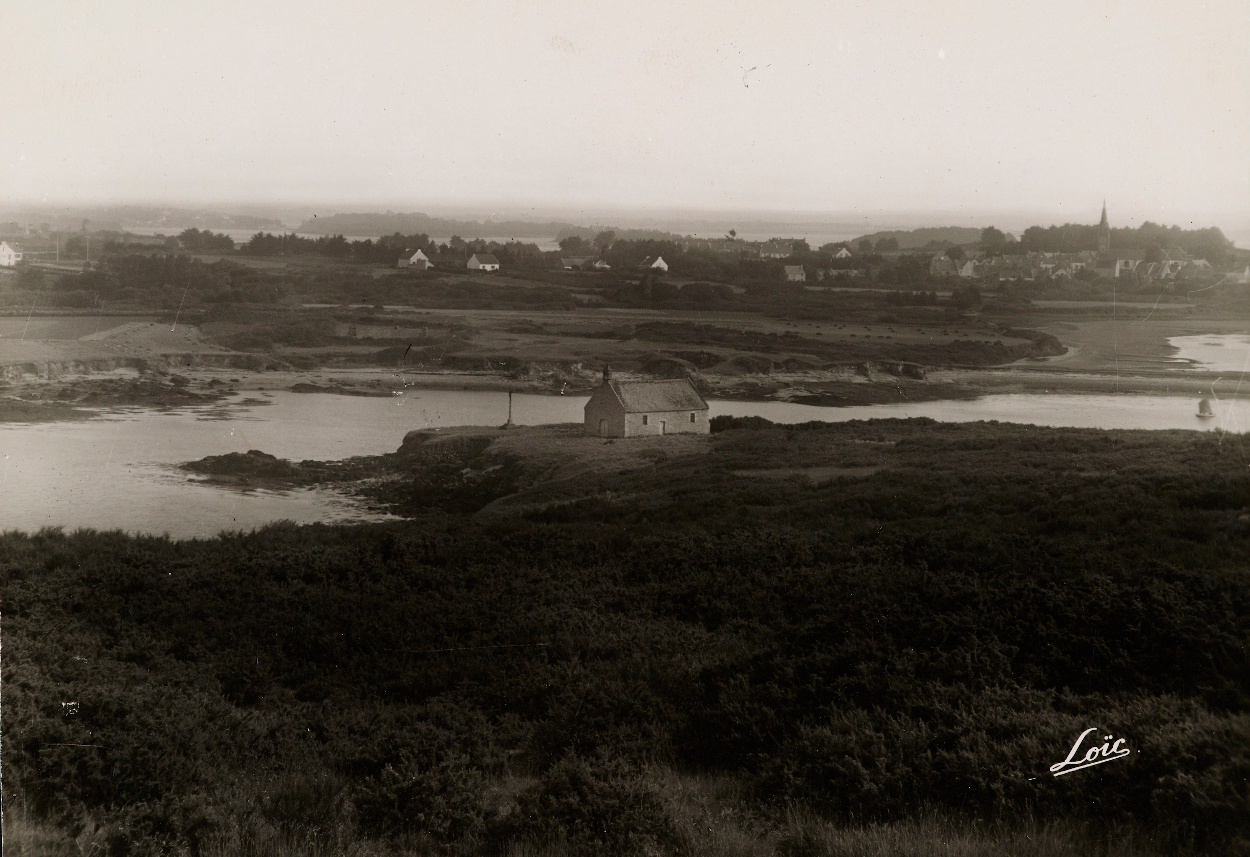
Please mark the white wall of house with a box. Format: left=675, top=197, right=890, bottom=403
left=584, top=388, right=627, bottom=437
left=583, top=388, right=710, bottom=437
left=623, top=409, right=709, bottom=436
left=0, top=243, right=22, bottom=267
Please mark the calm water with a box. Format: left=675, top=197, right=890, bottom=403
left=1, top=390, right=1246, bottom=538
left=1169, top=334, right=1250, bottom=372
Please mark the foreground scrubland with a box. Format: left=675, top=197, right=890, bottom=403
left=3, top=419, right=1249, bottom=855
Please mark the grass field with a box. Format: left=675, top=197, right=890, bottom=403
left=0, top=315, right=156, bottom=340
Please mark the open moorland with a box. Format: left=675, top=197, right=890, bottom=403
left=4, top=417, right=1250, bottom=856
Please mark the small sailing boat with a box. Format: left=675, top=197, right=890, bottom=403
left=1197, top=397, right=1216, bottom=419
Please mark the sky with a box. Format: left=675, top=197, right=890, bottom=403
left=3, top=0, right=1248, bottom=230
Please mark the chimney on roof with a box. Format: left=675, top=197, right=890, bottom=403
left=602, top=364, right=612, bottom=383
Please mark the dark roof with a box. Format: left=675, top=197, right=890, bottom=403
left=471, top=254, right=500, bottom=264
left=1096, top=250, right=1147, bottom=265
left=605, top=379, right=707, bottom=413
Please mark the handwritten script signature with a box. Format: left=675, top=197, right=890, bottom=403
left=1050, top=728, right=1131, bottom=777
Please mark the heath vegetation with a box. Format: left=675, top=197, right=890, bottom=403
left=4, top=418, right=1248, bottom=855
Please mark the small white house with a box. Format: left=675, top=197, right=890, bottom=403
left=583, top=368, right=709, bottom=437
left=398, top=249, right=432, bottom=270
left=784, top=265, right=806, bottom=282
left=467, top=253, right=500, bottom=272
left=593, top=259, right=611, bottom=270
left=0, top=241, right=23, bottom=267
left=834, top=247, right=853, bottom=259
left=645, top=256, right=669, bottom=272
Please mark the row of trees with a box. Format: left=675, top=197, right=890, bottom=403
left=1013, top=222, right=1234, bottom=264
left=17, top=254, right=285, bottom=307
left=832, top=236, right=900, bottom=254
left=177, top=228, right=236, bottom=253
left=240, top=231, right=548, bottom=266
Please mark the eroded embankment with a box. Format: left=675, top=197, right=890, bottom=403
left=0, top=353, right=292, bottom=383
left=182, top=427, right=526, bottom=514
left=181, top=424, right=719, bottom=517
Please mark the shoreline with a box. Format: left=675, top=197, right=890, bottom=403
left=218, top=363, right=1248, bottom=401
left=1, top=362, right=1244, bottom=424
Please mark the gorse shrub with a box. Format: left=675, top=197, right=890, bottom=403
left=261, top=769, right=354, bottom=832
left=4, top=421, right=1249, bottom=854
left=493, top=755, right=682, bottom=857
left=353, top=752, right=484, bottom=842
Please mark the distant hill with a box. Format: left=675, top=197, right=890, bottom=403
left=296, top=212, right=582, bottom=239
left=297, top=211, right=683, bottom=242
left=0, top=205, right=284, bottom=232
left=849, top=226, right=984, bottom=250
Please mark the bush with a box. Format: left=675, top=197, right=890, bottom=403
left=353, top=751, right=484, bottom=842
left=711, top=415, right=776, bottom=433
left=492, top=756, right=681, bottom=857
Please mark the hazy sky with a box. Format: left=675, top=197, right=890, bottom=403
left=4, top=0, right=1248, bottom=227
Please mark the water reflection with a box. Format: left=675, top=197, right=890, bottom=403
left=1168, top=334, right=1250, bottom=372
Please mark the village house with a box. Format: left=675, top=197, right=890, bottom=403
left=784, top=265, right=806, bottom=282
left=643, top=255, right=669, bottom=272
left=760, top=239, right=799, bottom=259
left=833, top=247, right=853, bottom=259
left=583, top=367, right=709, bottom=437
left=467, top=253, right=500, bottom=272
left=593, top=259, right=611, bottom=270
left=0, top=241, right=24, bottom=267
left=929, top=252, right=958, bottom=277
left=397, top=249, right=432, bottom=269
left=1095, top=249, right=1147, bottom=278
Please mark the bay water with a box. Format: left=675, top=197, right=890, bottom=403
left=1, top=389, right=1245, bottom=538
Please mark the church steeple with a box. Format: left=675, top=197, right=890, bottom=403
left=1097, top=201, right=1111, bottom=253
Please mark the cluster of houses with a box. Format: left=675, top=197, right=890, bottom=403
left=397, top=250, right=501, bottom=271
left=398, top=248, right=675, bottom=275
left=563, top=256, right=669, bottom=272
left=928, top=205, right=1232, bottom=285
left=930, top=248, right=1214, bottom=283
left=560, top=256, right=613, bottom=271
left=384, top=205, right=1250, bottom=287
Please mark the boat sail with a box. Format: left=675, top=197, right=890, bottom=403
left=1197, top=397, right=1215, bottom=419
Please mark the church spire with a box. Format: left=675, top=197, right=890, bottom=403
left=1097, top=201, right=1111, bottom=253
